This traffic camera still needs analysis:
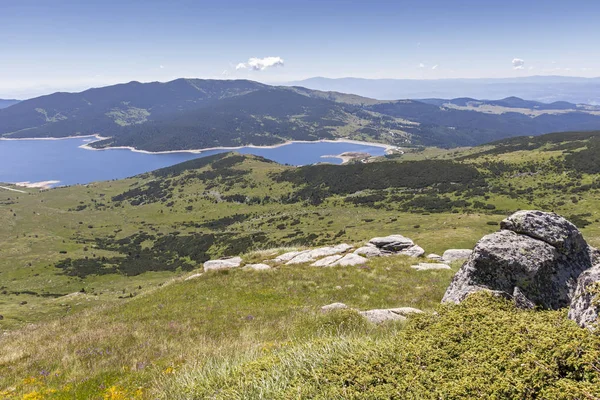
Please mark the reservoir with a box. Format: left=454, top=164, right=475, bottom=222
left=0, top=137, right=388, bottom=187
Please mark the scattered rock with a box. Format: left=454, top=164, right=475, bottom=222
left=274, top=250, right=307, bottom=263
left=286, top=244, right=352, bottom=265
left=203, top=256, right=242, bottom=272
left=369, top=234, right=414, bottom=251
left=427, top=253, right=443, bottom=261
left=330, top=253, right=369, bottom=267
left=411, top=263, right=451, bottom=271
left=387, top=307, right=424, bottom=316
left=245, top=263, right=272, bottom=271
left=353, top=246, right=386, bottom=258
left=321, top=302, right=349, bottom=312
left=360, top=309, right=406, bottom=323
left=184, top=273, right=203, bottom=281
left=442, top=249, right=473, bottom=263
left=442, top=211, right=595, bottom=311
left=311, top=255, right=343, bottom=267
left=401, top=245, right=425, bottom=258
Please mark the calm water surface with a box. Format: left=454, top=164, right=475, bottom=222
left=0, top=137, right=387, bottom=187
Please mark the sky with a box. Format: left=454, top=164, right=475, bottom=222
left=1, top=0, right=599, bottom=98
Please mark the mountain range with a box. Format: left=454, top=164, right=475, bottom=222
left=2, top=78, right=600, bottom=151
left=0, top=99, right=20, bottom=109
left=286, top=76, right=600, bottom=105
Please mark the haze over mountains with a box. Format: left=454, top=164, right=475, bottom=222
left=2, top=78, right=600, bottom=152
left=286, top=76, right=600, bottom=105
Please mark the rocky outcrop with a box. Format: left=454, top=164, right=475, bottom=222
left=353, top=246, right=385, bottom=258
left=369, top=234, right=414, bottom=251
left=365, top=234, right=425, bottom=258
left=204, top=257, right=243, bottom=272
left=442, top=211, right=596, bottom=313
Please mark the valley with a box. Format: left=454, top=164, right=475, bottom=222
left=3, top=130, right=600, bottom=397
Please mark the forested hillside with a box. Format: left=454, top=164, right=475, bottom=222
left=3, top=79, right=600, bottom=151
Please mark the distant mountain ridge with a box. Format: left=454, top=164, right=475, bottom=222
left=286, top=76, right=600, bottom=104
left=2, top=79, right=600, bottom=151
left=0, top=99, right=20, bottom=109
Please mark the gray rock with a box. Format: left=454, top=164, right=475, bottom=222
left=354, top=246, right=386, bottom=258
left=245, top=263, right=271, bottom=271
left=274, top=250, right=307, bottom=263
left=286, top=244, right=352, bottom=265
left=203, top=256, right=243, bottom=272
left=321, top=302, right=349, bottom=312
left=369, top=234, right=414, bottom=251
left=331, top=253, right=369, bottom=267
left=401, top=245, right=425, bottom=258
left=568, top=266, right=600, bottom=328
left=427, top=253, right=443, bottom=261
left=501, top=210, right=587, bottom=254
left=442, top=211, right=595, bottom=310
left=359, top=309, right=407, bottom=323
left=441, top=249, right=473, bottom=263
left=411, top=262, right=451, bottom=271
left=311, top=255, right=344, bottom=267
left=387, top=307, right=424, bottom=316
left=513, top=286, right=535, bottom=309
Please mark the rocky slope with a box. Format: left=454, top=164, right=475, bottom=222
left=443, top=210, right=600, bottom=328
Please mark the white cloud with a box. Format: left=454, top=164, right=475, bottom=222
left=419, top=63, right=425, bottom=69
left=512, top=58, right=525, bottom=70
left=528, top=66, right=534, bottom=71
left=159, top=65, right=164, bottom=69
left=431, top=64, right=438, bottom=70
left=235, top=56, right=284, bottom=71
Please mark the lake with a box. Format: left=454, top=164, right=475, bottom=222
left=0, top=137, right=388, bottom=187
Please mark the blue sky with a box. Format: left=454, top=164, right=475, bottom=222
left=1, top=0, right=599, bottom=97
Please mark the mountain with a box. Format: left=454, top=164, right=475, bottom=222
left=0, top=99, right=20, bottom=109
left=286, top=76, right=600, bottom=104
left=418, top=96, right=588, bottom=111
left=3, top=79, right=600, bottom=151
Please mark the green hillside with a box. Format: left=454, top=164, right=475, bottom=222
left=4, top=130, right=600, bottom=397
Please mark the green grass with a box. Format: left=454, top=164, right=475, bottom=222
left=0, top=255, right=455, bottom=398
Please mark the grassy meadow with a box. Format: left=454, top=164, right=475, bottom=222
left=3, top=131, right=600, bottom=397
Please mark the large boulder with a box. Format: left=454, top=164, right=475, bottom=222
left=369, top=235, right=414, bottom=251
left=442, top=211, right=595, bottom=310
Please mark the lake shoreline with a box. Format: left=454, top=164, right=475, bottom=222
left=1, top=134, right=396, bottom=155
left=78, top=136, right=396, bottom=155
